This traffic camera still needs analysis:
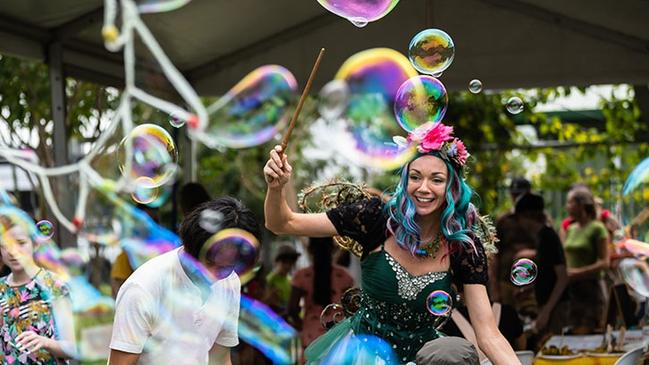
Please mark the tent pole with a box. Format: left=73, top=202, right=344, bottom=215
left=47, top=41, right=76, bottom=248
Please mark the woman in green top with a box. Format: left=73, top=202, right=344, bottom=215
left=564, top=187, right=610, bottom=334
left=264, top=123, right=519, bottom=364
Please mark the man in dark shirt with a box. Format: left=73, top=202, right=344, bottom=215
left=514, top=193, right=569, bottom=335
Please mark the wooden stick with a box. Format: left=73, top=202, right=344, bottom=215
left=280, top=48, right=326, bottom=153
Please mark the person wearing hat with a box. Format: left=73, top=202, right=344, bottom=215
left=265, top=244, right=301, bottom=314
left=509, top=177, right=531, bottom=203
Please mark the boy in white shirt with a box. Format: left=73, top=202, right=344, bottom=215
left=108, top=197, right=260, bottom=365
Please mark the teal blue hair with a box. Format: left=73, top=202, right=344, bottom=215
left=385, top=152, right=478, bottom=256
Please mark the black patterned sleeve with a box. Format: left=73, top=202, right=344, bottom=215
left=325, top=197, right=387, bottom=254
left=451, top=237, right=489, bottom=287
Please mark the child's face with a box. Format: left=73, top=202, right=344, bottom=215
left=0, top=226, right=35, bottom=272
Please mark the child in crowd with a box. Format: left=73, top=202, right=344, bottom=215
left=0, top=210, right=76, bottom=364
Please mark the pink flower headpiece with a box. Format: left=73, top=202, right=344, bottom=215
left=406, top=122, right=469, bottom=166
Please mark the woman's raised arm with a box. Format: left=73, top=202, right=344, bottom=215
left=264, top=145, right=338, bottom=237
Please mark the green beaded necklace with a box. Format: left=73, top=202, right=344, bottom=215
left=416, top=230, right=443, bottom=258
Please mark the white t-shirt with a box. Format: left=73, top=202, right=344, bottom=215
left=110, top=247, right=240, bottom=365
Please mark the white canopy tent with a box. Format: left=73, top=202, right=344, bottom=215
left=1, top=0, right=648, bottom=94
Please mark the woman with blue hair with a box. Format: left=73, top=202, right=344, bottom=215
left=264, top=122, right=519, bottom=364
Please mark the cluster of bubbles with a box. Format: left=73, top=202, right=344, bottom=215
left=425, top=290, right=453, bottom=316
left=510, top=258, right=538, bottom=286
left=316, top=0, right=400, bottom=27
left=117, top=123, right=178, bottom=207
left=319, top=48, right=418, bottom=170
left=197, top=65, right=298, bottom=149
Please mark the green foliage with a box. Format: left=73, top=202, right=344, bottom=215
left=0, top=54, right=119, bottom=166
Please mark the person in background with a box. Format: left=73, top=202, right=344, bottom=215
left=490, top=177, right=532, bottom=305
left=110, top=204, right=161, bottom=298
left=287, top=237, right=355, bottom=357
left=264, top=244, right=300, bottom=314
left=179, top=182, right=212, bottom=216
left=0, top=212, right=76, bottom=363
left=514, top=193, right=568, bottom=342
left=563, top=187, right=609, bottom=334
left=109, top=197, right=260, bottom=365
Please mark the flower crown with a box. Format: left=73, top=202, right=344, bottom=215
left=406, top=122, right=469, bottom=166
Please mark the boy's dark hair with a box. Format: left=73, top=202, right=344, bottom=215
left=179, top=197, right=260, bottom=259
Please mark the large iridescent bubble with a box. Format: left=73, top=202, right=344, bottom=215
left=394, top=75, right=448, bottom=131
left=204, top=65, right=297, bottom=149
left=317, top=0, right=400, bottom=26
left=239, top=295, right=299, bottom=364
left=618, top=258, right=649, bottom=297
left=118, top=124, right=178, bottom=188
left=408, top=29, right=455, bottom=76
left=335, top=48, right=418, bottom=169
left=319, top=80, right=350, bottom=121
left=317, top=332, right=398, bottom=364
left=622, top=156, right=649, bottom=243
left=199, top=228, right=259, bottom=281
left=137, top=0, right=191, bottom=14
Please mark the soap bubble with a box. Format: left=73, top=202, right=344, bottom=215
left=394, top=75, right=448, bottom=132
left=131, top=177, right=160, bottom=205
left=621, top=156, right=649, bottom=243
left=118, top=124, right=178, bottom=188
left=425, top=290, right=452, bottom=316
left=199, top=228, right=259, bottom=280
left=317, top=0, right=400, bottom=25
left=408, top=29, right=455, bottom=76
left=510, top=258, right=538, bottom=286
left=468, top=79, right=483, bottom=94
left=335, top=48, right=418, bottom=170
left=618, top=258, right=649, bottom=297
left=137, top=0, right=191, bottom=14
left=319, top=332, right=399, bottom=365
left=169, top=115, right=186, bottom=128
left=506, top=96, right=524, bottom=114
left=202, top=65, right=297, bottom=149
left=36, top=220, right=55, bottom=240
left=319, top=80, right=350, bottom=121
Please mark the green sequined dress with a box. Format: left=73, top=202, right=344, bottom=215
left=305, top=198, right=489, bottom=364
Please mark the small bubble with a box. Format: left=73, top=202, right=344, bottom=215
left=36, top=220, right=54, bottom=240
left=349, top=17, right=369, bottom=28
left=468, top=79, right=483, bottom=94
left=506, top=96, right=524, bottom=114
left=510, top=258, right=538, bottom=286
